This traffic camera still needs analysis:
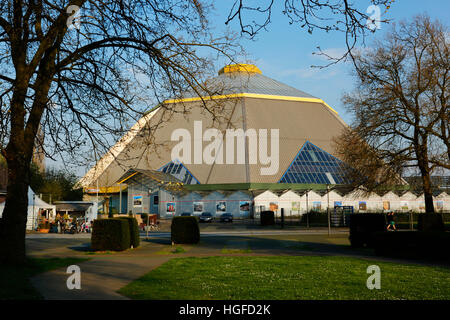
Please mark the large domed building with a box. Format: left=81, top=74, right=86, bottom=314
left=78, top=64, right=447, bottom=218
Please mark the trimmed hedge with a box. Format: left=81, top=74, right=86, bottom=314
left=118, top=217, right=140, bottom=248
left=171, top=216, right=200, bottom=244
left=417, top=213, right=445, bottom=232
left=299, top=212, right=329, bottom=226
left=373, top=231, right=450, bottom=261
left=349, top=213, right=386, bottom=248
left=91, top=218, right=130, bottom=251
left=261, top=211, right=275, bottom=226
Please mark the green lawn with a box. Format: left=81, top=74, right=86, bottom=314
left=0, top=257, right=89, bottom=300
left=118, top=256, right=450, bottom=300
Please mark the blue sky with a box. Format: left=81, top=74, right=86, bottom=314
left=212, top=0, right=450, bottom=124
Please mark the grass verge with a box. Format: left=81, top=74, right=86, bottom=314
left=155, top=246, right=187, bottom=255
left=0, top=257, right=89, bottom=300
left=118, top=256, right=450, bottom=300
left=221, top=248, right=252, bottom=254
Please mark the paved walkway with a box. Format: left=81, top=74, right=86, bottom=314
left=31, top=255, right=171, bottom=300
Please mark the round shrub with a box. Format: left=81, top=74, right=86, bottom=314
left=118, top=217, right=140, bottom=248
left=171, top=216, right=200, bottom=244
left=91, top=218, right=130, bottom=251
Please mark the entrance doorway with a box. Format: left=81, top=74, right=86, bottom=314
left=150, top=191, right=159, bottom=216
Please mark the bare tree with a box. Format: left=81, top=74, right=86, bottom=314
left=335, top=15, right=449, bottom=213
left=225, top=0, right=396, bottom=67
left=0, top=0, right=241, bottom=265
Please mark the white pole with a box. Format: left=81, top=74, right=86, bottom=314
left=146, top=214, right=149, bottom=240
left=327, top=185, right=331, bottom=236
left=119, top=183, right=122, bottom=214
left=306, top=191, right=309, bottom=228
left=96, top=180, right=99, bottom=215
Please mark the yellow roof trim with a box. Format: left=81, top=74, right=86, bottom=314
left=218, top=64, right=262, bottom=75
left=84, top=186, right=123, bottom=194
left=116, top=171, right=138, bottom=185
left=163, top=93, right=338, bottom=114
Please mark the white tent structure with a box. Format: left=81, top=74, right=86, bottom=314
left=0, top=187, right=56, bottom=230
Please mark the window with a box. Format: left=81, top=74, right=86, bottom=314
left=158, top=160, right=199, bottom=184
left=279, top=141, right=351, bottom=184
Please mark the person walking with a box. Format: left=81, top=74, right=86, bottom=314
left=386, top=211, right=396, bottom=231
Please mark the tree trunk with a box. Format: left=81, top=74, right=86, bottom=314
left=0, top=154, right=30, bottom=265
left=420, top=167, right=435, bottom=214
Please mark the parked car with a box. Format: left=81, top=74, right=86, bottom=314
left=220, top=213, right=233, bottom=223
left=180, top=212, right=191, bottom=216
left=199, top=212, right=213, bottom=223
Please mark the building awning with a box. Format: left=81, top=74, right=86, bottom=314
left=116, top=168, right=187, bottom=196
left=54, top=201, right=94, bottom=212
left=84, top=185, right=128, bottom=195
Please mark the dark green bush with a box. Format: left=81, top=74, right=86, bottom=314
left=349, top=213, right=386, bottom=248
left=373, top=231, right=450, bottom=261
left=417, top=213, right=445, bottom=232
left=171, top=216, right=200, bottom=244
left=118, top=217, right=140, bottom=248
left=91, top=218, right=130, bottom=251
left=260, top=211, right=275, bottom=226
left=299, top=211, right=329, bottom=226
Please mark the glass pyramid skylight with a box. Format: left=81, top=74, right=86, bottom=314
left=158, top=160, right=199, bottom=185
left=279, top=141, right=350, bottom=185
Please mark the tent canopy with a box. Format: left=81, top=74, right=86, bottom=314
left=0, top=188, right=56, bottom=230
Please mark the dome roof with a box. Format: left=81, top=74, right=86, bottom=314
left=182, top=64, right=317, bottom=99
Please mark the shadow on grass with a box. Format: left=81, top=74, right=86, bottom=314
left=141, top=233, right=374, bottom=258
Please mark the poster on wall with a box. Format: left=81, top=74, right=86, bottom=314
left=133, top=195, right=143, bottom=207
left=312, top=201, right=321, bottom=211
left=400, top=201, right=409, bottom=210
left=383, top=201, right=390, bottom=210
left=359, top=201, right=367, bottom=211
left=239, top=201, right=250, bottom=212
left=193, top=202, right=203, bottom=213
left=216, top=201, right=226, bottom=213
left=269, top=202, right=279, bottom=212
left=166, top=202, right=176, bottom=213
left=292, top=202, right=300, bottom=211
left=334, top=201, right=342, bottom=207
